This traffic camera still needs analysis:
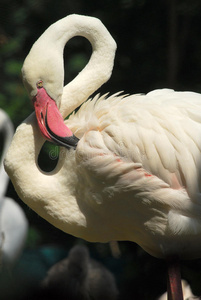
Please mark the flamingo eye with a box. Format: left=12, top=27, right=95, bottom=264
left=37, top=80, right=43, bottom=88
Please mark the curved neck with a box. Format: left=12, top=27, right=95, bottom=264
left=4, top=114, right=85, bottom=229
left=43, top=14, right=117, bottom=117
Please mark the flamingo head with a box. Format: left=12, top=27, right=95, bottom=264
left=21, top=42, right=79, bottom=149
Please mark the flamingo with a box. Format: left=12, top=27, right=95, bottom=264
left=158, top=280, right=200, bottom=300
left=0, top=109, right=28, bottom=267
left=4, top=14, right=201, bottom=299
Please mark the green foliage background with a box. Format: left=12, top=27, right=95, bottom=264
left=1, top=0, right=201, bottom=299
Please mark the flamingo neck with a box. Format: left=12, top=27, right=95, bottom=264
left=4, top=114, right=83, bottom=227
left=46, top=14, right=117, bottom=117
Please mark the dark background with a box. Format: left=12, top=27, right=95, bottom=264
left=1, top=0, right=201, bottom=299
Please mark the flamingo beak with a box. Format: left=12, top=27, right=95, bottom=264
left=32, top=84, right=79, bottom=149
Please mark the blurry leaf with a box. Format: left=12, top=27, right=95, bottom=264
left=38, top=141, right=60, bottom=172
left=26, top=227, right=42, bottom=248
left=4, top=60, right=22, bottom=75
left=0, top=93, right=6, bottom=105
left=67, top=53, right=89, bottom=73
left=0, top=39, right=21, bottom=56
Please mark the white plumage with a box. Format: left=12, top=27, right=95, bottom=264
left=4, top=14, right=201, bottom=263
left=0, top=109, right=28, bottom=266
left=158, top=280, right=199, bottom=300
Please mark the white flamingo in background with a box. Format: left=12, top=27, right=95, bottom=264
left=0, top=109, right=28, bottom=267
left=158, top=280, right=200, bottom=300
left=4, top=14, right=201, bottom=299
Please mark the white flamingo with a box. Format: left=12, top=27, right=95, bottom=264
left=4, top=14, right=201, bottom=298
left=0, top=109, right=28, bottom=267
left=158, top=280, right=200, bottom=300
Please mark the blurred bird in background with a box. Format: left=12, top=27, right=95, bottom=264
left=39, top=244, right=119, bottom=300
left=0, top=109, right=28, bottom=268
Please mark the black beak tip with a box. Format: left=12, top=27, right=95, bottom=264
left=45, top=113, right=79, bottom=149
left=50, top=133, right=79, bottom=149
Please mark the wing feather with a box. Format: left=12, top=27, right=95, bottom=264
left=70, top=89, right=201, bottom=201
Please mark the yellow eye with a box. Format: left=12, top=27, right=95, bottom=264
left=37, top=80, right=43, bottom=88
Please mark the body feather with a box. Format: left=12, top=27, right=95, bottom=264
left=5, top=15, right=201, bottom=259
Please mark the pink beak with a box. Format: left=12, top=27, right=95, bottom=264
left=33, top=84, right=79, bottom=149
